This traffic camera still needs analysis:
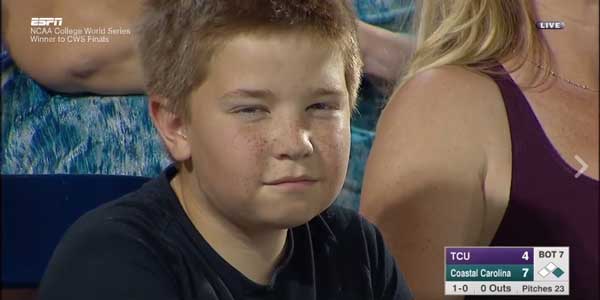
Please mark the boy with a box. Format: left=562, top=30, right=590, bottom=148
left=39, top=1, right=413, bottom=299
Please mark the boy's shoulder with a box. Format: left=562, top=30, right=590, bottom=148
left=307, top=206, right=414, bottom=300
left=55, top=175, right=178, bottom=260
left=39, top=176, right=195, bottom=299
left=76, top=176, right=174, bottom=232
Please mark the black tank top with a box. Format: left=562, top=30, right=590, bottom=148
left=468, top=65, right=598, bottom=299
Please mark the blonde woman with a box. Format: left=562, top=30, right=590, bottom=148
left=361, top=0, right=598, bottom=299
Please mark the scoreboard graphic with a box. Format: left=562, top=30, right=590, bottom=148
left=445, top=247, right=569, bottom=296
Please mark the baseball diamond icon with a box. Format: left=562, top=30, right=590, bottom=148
left=538, top=262, right=564, bottom=278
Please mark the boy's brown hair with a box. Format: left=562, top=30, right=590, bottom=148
left=137, top=0, right=362, bottom=118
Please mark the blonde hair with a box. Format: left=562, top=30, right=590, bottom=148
left=137, top=0, right=362, bottom=119
left=400, top=0, right=550, bottom=87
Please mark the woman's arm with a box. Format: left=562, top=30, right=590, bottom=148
left=2, top=2, right=412, bottom=96
left=357, top=21, right=414, bottom=83
left=2, top=0, right=144, bottom=94
left=360, top=66, right=505, bottom=300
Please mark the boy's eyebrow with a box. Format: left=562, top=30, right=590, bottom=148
left=219, top=88, right=275, bottom=100
left=218, top=86, right=346, bottom=101
left=308, top=87, right=346, bottom=98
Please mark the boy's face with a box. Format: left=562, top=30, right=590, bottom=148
left=182, top=32, right=351, bottom=229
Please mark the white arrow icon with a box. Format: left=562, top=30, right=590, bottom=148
left=574, top=155, right=588, bottom=178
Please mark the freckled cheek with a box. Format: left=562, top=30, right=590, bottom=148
left=313, top=123, right=351, bottom=176
left=227, top=130, right=270, bottom=184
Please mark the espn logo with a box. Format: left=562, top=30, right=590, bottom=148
left=31, top=17, right=63, bottom=26
left=536, top=21, right=565, bottom=30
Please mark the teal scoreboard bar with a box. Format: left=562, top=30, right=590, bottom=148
left=445, top=247, right=569, bottom=296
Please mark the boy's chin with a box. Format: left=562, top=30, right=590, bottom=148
left=255, top=200, right=334, bottom=229
left=267, top=213, right=321, bottom=229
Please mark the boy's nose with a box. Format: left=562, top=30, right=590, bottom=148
left=271, top=122, right=314, bottom=161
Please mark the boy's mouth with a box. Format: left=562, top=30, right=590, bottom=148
left=264, top=175, right=318, bottom=186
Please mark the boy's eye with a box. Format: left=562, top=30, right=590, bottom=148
left=230, top=105, right=270, bottom=121
left=307, top=102, right=337, bottom=111
left=233, top=106, right=268, bottom=115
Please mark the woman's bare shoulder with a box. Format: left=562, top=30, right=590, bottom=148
left=363, top=65, right=507, bottom=207
left=389, top=65, right=502, bottom=116
left=378, top=65, right=506, bottom=144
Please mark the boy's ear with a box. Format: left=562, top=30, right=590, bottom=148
left=148, top=95, right=191, bottom=162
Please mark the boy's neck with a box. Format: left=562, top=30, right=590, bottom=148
left=170, top=171, right=288, bottom=285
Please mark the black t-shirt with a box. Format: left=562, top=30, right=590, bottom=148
left=39, top=166, right=413, bottom=300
